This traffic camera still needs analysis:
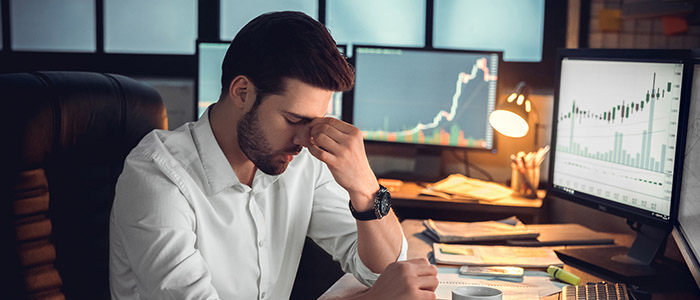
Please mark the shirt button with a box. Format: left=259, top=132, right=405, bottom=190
left=261, top=292, right=266, bottom=298
left=258, top=240, right=264, bottom=247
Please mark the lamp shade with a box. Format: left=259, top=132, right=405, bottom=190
left=489, top=82, right=532, bottom=138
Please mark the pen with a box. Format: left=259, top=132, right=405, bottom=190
left=535, top=145, right=550, bottom=166
left=515, top=156, right=537, bottom=194
left=547, top=265, right=581, bottom=285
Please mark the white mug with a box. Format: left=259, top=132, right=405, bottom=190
left=452, top=286, right=503, bottom=300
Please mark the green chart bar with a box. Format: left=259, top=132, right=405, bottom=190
left=614, top=132, right=619, bottom=163
left=449, top=124, right=460, bottom=146
left=646, top=95, right=655, bottom=169
left=617, top=133, right=623, bottom=163
left=570, top=101, right=575, bottom=151
left=660, top=144, right=666, bottom=172
left=641, top=130, right=647, bottom=168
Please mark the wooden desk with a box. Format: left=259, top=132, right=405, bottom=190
left=401, top=219, right=700, bottom=300
left=390, top=181, right=546, bottom=223
left=320, top=220, right=699, bottom=299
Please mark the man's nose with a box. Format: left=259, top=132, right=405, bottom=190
left=292, top=125, right=312, bottom=147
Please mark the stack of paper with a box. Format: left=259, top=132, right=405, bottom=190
left=425, top=174, right=514, bottom=202
left=433, top=243, right=564, bottom=268
left=423, top=219, right=539, bottom=243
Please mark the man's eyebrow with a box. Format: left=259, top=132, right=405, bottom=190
left=284, top=111, right=315, bottom=123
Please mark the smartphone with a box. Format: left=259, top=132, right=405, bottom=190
left=458, top=266, right=524, bottom=278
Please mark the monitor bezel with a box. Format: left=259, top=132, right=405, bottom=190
left=672, top=52, right=700, bottom=288
left=547, top=48, right=693, bottom=230
left=348, top=44, right=503, bottom=152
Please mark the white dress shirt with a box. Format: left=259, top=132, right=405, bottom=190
left=109, top=110, right=407, bottom=300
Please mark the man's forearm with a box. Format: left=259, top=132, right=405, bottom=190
left=355, top=209, right=404, bottom=273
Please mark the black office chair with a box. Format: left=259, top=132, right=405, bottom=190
left=0, top=72, right=167, bottom=300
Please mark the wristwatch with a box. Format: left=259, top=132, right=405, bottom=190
left=349, top=184, right=392, bottom=221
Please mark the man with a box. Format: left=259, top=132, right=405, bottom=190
left=109, top=11, right=437, bottom=300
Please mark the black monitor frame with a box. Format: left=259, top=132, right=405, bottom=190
left=672, top=50, right=700, bottom=289
left=547, top=48, right=693, bottom=282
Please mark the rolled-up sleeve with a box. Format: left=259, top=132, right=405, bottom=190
left=110, top=151, right=220, bottom=300
left=306, top=164, right=407, bottom=287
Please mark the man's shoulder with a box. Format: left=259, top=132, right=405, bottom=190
left=129, top=123, right=195, bottom=160
left=124, top=123, right=203, bottom=180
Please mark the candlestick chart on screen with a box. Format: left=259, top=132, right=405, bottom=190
left=553, top=59, right=684, bottom=214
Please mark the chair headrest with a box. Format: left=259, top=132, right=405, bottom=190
left=1, top=71, right=167, bottom=171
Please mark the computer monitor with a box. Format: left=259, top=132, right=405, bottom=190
left=350, top=46, right=500, bottom=180
left=195, top=41, right=346, bottom=120
left=548, top=49, right=692, bottom=281
left=196, top=41, right=229, bottom=119
left=672, top=52, right=700, bottom=288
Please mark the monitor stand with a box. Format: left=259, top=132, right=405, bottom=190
left=555, top=223, right=671, bottom=282
left=380, top=147, right=444, bottom=183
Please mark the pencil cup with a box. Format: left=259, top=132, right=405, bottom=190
left=510, top=163, right=539, bottom=199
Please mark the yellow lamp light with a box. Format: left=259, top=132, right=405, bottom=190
left=489, top=81, right=533, bottom=138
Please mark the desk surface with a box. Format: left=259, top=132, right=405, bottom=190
left=400, top=219, right=700, bottom=300
left=320, top=220, right=699, bottom=299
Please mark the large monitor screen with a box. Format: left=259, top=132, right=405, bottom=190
left=548, top=49, right=692, bottom=280
left=196, top=41, right=345, bottom=120
left=352, top=46, right=499, bottom=150
left=551, top=56, right=685, bottom=220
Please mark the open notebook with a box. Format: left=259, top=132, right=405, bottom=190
left=435, top=267, right=565, bottom=300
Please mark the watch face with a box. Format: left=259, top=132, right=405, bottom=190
left=379, top=198, right=391, bottom=215
left=378, top=186, right=391, bottom=216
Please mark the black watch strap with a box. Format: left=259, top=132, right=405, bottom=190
left=349, top=185, right=391, bottom=221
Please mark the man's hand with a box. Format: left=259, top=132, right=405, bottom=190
left=297, top=117, right=403, bottom=274
left=300, top=117, right=379, bottom=210
left=361, top=258, right=439, bottom=300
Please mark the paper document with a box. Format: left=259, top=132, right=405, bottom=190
left=424, top=219, right=539, bottom=243
left=435, top=267, right=565, bottom=300
left=427, top=174, right=514, bottom=202
left=433, top=243, right=564, bottom=268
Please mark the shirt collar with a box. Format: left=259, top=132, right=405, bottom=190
left=193, top=105, right=280, bottom=195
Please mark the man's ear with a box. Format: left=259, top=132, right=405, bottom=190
left=228, top=75, right=253, bottom=109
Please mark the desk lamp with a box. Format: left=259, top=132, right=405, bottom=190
left=489, top=81, right=533, bottom=138
left=489, top=82, right=543, bottom=197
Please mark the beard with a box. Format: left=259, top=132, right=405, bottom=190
left=237, top=106, right=301, bottom=175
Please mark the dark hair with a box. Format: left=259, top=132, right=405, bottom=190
left=220, top=11, right=354, bottom=103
